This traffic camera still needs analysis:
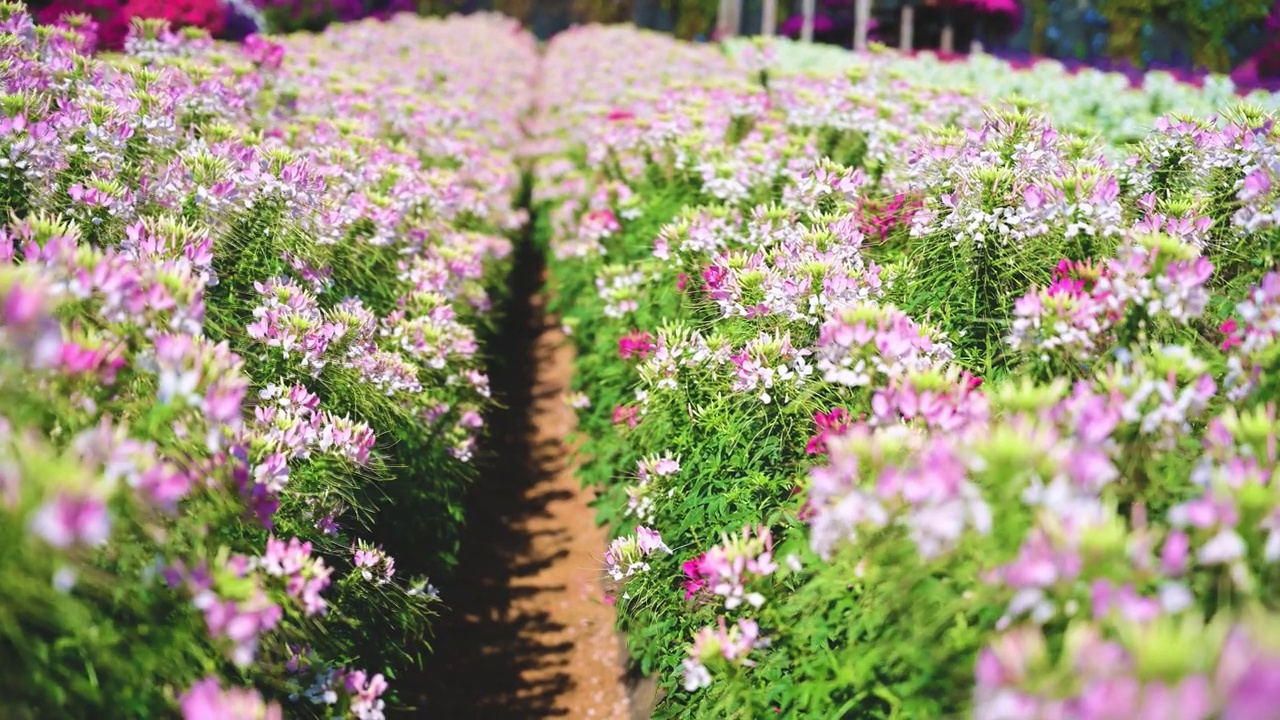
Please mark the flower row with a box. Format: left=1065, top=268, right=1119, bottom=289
left=1, top=7, right=534, bottom=718
left=533, top=28, right=1280, bottom=719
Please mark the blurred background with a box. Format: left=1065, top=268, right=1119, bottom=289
left=19, top=0, right=1280, bottom=87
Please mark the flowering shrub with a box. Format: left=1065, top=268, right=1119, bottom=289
left=534, top=29, right=1280, bottom=719
left=29, top=0, right=429, bottom=44
left=33, top=0, right=229, bottom=50
left=726, top=37, right=1280, bottom=146
left=0, top=5, right=534, bottom=717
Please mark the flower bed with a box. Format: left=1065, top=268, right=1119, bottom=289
left=0, top=6, right=533, bottom=717
left=535, top=28, right=1280, bottom=719
left=723, top=37, right=1280, bottom=146
left=28, top=1, right=431, bottom=49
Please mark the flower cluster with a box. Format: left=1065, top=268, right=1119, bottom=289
left=975, top=614, right=1280, bottom=720
left=625, top=453, right=681, bottom=524
left=352, top=540, right=396, bottom=586
left=815, top=303, right=954, bottom=388
left=248, top=278, right=348, bottom=375
left=35, top=0, right=227, bottom=51
left=181, top=676, right=281, bottom=720
left=681, top=617, right=770, bottom=692
left=699, top=222, right=884, bottom=325
left=259, top=535, right=332, bottom=615
left=1009, top=235, right=1214, bottom=372
left=604, top=525, right=672, bottom=583
left=698, top=525, right=779, bottom=610
left=1220, top=272, right=1280, bottom=402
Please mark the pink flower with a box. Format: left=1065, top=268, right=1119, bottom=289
left=180, top=677, right=281, bottom=720
left=1220, top=318, right=1242, bottom=352
left=806, top=407, right=851, bottom=455
left=1160, top=530, right=1191, bottom=576
left=243, top=34, right=285, bottom=69
left=29, top=493, right=110, bottom=549
left=636, top=526, right=670, bottom=555
left=344, top=669, right=389, bottom=720
left=2, top=279, right=45, bottom=327
left=1222, top=653, right=1280, bottom=720
left=618, top=329, right=656, bottom=360
left=612, top=404, right=640, bottom=429
left=682, top=553, right=710, bottom=599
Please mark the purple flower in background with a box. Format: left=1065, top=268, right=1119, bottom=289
left=779, top=13, right=836, bottom=38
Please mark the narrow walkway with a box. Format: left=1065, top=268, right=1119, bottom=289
left=402, top=238, right=630, bottom=719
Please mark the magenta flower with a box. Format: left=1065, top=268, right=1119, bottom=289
left=619, top=329, right=656, bottom=360
left=612, top=404, right=640, bottom=429
left=29, top=493, right=110, bottom=549
left=1, top=278, right=45, bottom=327
left=0, top=275, right=61, bottom=367
left=806, top=407, right=851, bottom=455
left=682, top=553, right=710, bottom=599
left=242, top=34, right=285, bottom=70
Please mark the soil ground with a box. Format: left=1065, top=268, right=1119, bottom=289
left=401, top=240, right=631, bottom=719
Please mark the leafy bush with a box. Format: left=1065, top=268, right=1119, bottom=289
left=0, top=6, right=533, bottom=717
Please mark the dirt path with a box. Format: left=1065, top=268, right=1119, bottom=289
left=506, top=292, right=632, bottom=719
left=403, top=239, right=631, bottom=719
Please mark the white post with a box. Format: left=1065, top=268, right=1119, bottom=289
left=939, top=10, right=954, bottom=53
left=761, top=0, right=777, bottom=36
left=853, top=0, right=870, bottom=51
left=718, top=0, right=741, bottom=37
left=801, top=0, right=815, bottom=41
left=899, top=1, right=913, bottom=51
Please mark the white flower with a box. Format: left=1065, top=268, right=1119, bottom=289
left=1197, top=529, right=1246, bottom=564
left=682, top=659, right=712, bottom=691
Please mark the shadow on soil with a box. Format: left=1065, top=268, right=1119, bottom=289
left=393, top=224, right=577, bottom=719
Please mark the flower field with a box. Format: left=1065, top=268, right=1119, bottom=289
left=535, top=26, right=1280, bottom=720
left=723, top=37, right=1280, bottom=146
left=8, top=2, right=1280, bottom=718
left=1, top=5, right=533, bottom=717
